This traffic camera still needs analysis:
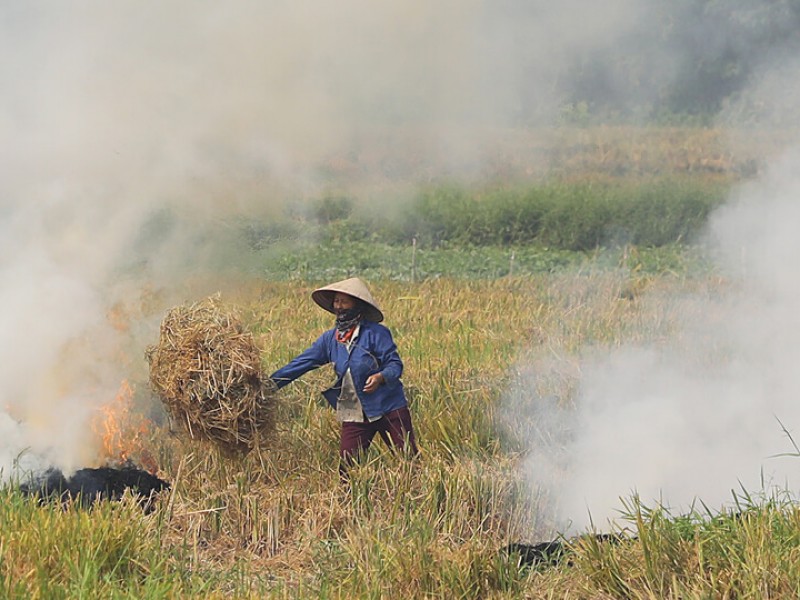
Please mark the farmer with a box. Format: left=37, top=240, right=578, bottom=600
left=270, top=277, right=418, bottom=475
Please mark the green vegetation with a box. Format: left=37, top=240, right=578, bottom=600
left=261, top=240, right=709, bottom=282
left=248, top=178, right=730, bottom=254
left=0, top=487, right=196, bottom=598
left=380, top=178, right=727, bottom=249
left=241, top=174, right=731, bottom=286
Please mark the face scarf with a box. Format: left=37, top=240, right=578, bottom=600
left=335, top=306, right=362, bottom=343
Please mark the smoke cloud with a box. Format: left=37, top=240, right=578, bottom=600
left=507, top=62, right=800, bottom=537
left=0, top=0, right=677, bottom=478
left=1, top=1, right=797, bottom=484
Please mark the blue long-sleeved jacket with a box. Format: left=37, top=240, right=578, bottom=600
left=270, top=320, right=407, bottom=419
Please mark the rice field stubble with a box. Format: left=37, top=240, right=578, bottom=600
left=4, top=273, right=793, bottom=598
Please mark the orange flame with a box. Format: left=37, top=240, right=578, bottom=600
left=92, top=379, right=158, bottom=474
left=106, top=301, right=130, bottom=333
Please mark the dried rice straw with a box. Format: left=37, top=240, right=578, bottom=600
left=146, top=295, right=275, bottom=454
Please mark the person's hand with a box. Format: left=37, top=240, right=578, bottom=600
left=363, top=373, right=385, bottom=394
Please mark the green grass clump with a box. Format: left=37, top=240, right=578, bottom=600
left=374, top=177, right=729, bottom=250
left=243, top=176, right=730, bottom=257
left=566, top=494, right=800, bottom=599
left=261, top=240, right=709, bottom=282
left=0, top=488, right=195, bottom=599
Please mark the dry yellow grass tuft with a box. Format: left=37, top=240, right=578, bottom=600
left=146, top=294, right=275, bottom=454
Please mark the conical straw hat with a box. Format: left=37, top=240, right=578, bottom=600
left=311, top=277, right=384, bottom=322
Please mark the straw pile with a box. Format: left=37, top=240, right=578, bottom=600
left=146, top=295, right=275, bottom=454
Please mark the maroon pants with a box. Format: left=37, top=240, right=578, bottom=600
left=340, top=407, right=418, bottom=471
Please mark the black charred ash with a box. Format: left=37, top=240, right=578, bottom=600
left=504, top=540, right=569, bottom=568
left=504, top=533, right=633, bottom=569
left=20, top=464, right=170, bottom=513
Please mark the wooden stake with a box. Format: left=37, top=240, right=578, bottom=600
left=411, top=237, right=417, bottom=283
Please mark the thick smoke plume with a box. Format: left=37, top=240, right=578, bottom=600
left=1, top=1, right=796, bottom=481
left=508, top=57, right=800, bottom=535
left=0, top=0, right=686, bottom=478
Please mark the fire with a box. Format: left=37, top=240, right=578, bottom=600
left=92, top=379, right=158, bottom=474
left=106, top=301, right=130, bottom=333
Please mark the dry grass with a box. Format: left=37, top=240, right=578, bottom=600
left=142, top=275, right=702, bottom=595
left=146, top=294, right=275, bottom=455
left=313, top=125, right=799, bottom=186
left=9, top=272, right=793, bottom=598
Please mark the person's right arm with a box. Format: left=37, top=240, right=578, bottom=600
left=269, top=331, right=332, bottom=389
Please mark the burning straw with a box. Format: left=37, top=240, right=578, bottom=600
left=146, top=295, right=274, bottom=454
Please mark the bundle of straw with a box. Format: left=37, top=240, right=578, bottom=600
left=146, top=295, right=274, bottom=454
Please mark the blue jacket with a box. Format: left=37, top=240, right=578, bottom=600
left=270, top=320, right=408, bottom=419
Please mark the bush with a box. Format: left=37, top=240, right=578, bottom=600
left=382, top=178, right=729, bottom=250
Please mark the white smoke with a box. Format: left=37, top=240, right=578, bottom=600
left=2, top=1, right=795, bottom=480
left=0, top=0, right=687, bottom=478
left=508, top=54, right=800, bottom=535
